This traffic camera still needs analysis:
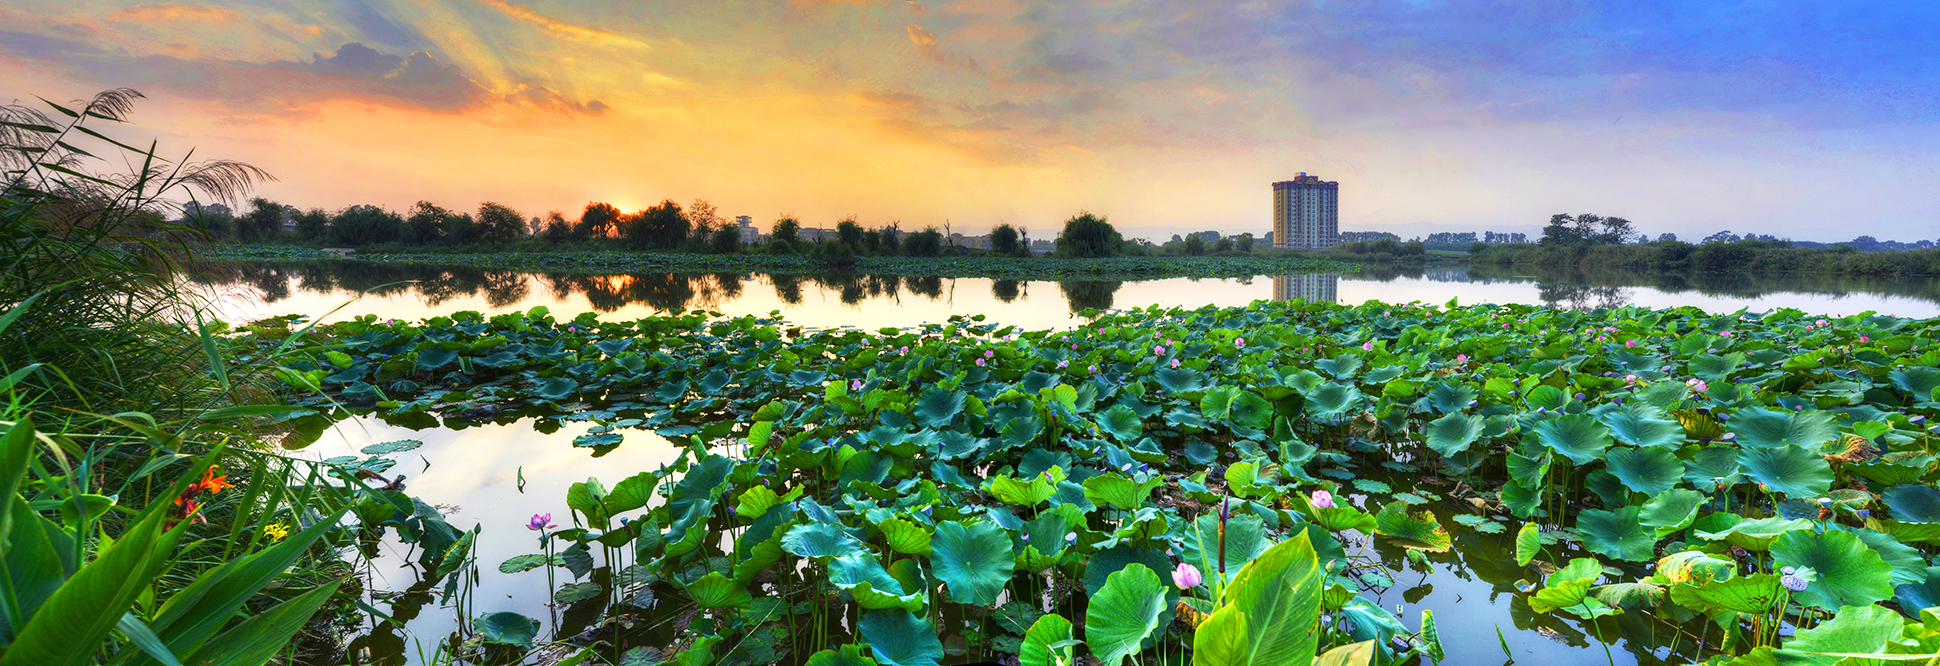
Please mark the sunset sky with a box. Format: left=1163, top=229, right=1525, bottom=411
left=3, top=1, right=1936, bottom=241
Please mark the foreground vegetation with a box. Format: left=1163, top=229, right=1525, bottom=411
left=248, top=289, right=1940, bottom=665
left=1, top=89, right=478, bottom=666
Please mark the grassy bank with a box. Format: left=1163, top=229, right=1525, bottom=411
left=1472, top=240, right=1940, bottom=276
left=213, top=245, right=1361, bottom=280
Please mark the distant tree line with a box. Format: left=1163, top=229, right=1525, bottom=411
left=191, top=198, right=1236, bottom=262
left=1459, top=213, right=1940, bottom=276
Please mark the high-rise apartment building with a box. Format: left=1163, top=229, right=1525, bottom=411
left=1272, top=173, right=1339, bottom=248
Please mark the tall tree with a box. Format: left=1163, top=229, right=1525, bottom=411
left=541, top=211, right=572, bottom=242
left=327, top=204, right=403, bottom=245
left=578, top=202, right=622, bottom=239
left=991, top=223, right=1022, bottom=255
left=238, top=197, right=284, bottom=242
left=620, top=199, right=686, bottom=248
left=404, top=201, right=453, bottom=244
left=772, top=215, right=801, bottom=246
left=689, top=199, right=723, bottom=239
left=477, top=201, right=526, bottom=242
left=293, top=208, right=329, bottom=241
left=836, top=216, right=864, bottom=249
left=1054, top=211, right=1121, bottom=258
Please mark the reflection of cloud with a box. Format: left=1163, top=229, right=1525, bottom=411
left=470, top=0, right=649, bottom=50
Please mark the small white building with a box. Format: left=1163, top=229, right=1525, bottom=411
left=736, top=216, right=759, bottom=244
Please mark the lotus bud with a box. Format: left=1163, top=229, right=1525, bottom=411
left=1172, top=563, right=1203, bottom=590
left=1311, top=489, right=1336, bottom=509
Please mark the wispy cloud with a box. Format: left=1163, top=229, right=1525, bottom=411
left=106, top=3, right=243, bottom=24
left=470, top=0, right=649, bottom=50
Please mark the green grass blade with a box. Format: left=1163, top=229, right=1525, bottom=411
left=116, top=613, right=184, bottom=666
left=178, top=581, right=341, bottom=666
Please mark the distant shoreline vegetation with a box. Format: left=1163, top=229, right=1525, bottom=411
left=210, top=245, right=1362, bottom=281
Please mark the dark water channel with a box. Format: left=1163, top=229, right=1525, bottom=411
left=204, top=261, right=1940, bottom=666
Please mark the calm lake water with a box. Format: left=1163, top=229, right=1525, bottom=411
left=205, top=261, right=1940, bottom=666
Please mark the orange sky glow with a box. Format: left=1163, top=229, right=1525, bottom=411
left=3, top=1, right=1937, bottom=241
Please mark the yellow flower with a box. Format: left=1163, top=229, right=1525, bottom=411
left=264, top=523, right=290, bottom=542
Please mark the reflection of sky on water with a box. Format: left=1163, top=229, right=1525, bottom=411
left=219, top=262, right=1939, bottom=664
left=295, top=416, right=685, bottom=662
left=204, top=263, right=1940, bottom=329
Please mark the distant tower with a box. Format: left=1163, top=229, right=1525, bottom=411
left=1272, top=173, right=1339, bottom=248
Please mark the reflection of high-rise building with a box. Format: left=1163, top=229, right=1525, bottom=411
left=1272, top=273, right=1339, bottom=303
left=1272, top=173, right=1338, bottom=248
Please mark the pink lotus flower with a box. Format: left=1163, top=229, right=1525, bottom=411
left=1057, top=360, right=1069, bottom=368
left=1860, top=336, right=1871, bottom=343
left=1722, top=331, right=1733, bottom=337
left=985, top=350, right=994, bottom=358
left=1235, top=337, right=1245, bottom=347
left=1154, top=345, right=1166, bottom=355
left=1361, top=342, right=1374, bottom=351
left=1172, top=563, right=1202, bottom=590
left=526, top=513, right=555, bottom=531
left=976, top=358, right=986, bottom=367
left=1170, top=358, right=1181, bottom=369
left=1626, top=340, right=1638, bottom=348
left=851, top=380, right=864, bottom=391
left=1311, top=489, right=1336, bottom=509
left=1455, top=354, right=1468, bottom=363
left=1087, top=364, right=1098, bottom=373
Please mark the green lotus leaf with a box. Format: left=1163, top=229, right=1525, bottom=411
left=1599, top=411, right=1686, bottom=449
left=1084, top=563, right=1170, bottom=666
left=681, top=571, right=752, bottom=609
left=1838, top=527, right=1928, bottom=586
left=878, top=517, right=934, bottom=556
left=1083, top=545, right=1174, bottom=597
left=989, top=469, right=1062, bottom=507
left=1638, top=488, right=1707, bottom=539
left=932, top=520, right=1014, bottom=606
left=1019, top=614, right=1075, bottom=666
left=1304, top=499, right=1377, bottom=533
left=1097, top=404, right=1144, bottom=442
left=1847, top=458, right=1934, bottom=486
left=1201, top=532, right=1325, bottom=666
left=1179, top=513, right=1271, bottom=576
left=805, top=644, right=881, bottom=666
left=553, top=581, right=602, bottom=604
left=1658, top=551, right=1735, bottom=585
left=1779, top=603, right=1907, bottom=662
left=782, top=521, right=865, bottom=560
left=1890, top=367, right=1940, bottom=395
left=1499, top=480, right=1541, bottom=519
left=1373, top=501, right=1452, bottom=552
left=913, top=388, right=965, bottom=429
left=1423, top=413, right=1485, bottom=457
left=1894, top=566, right=1940, bottom=615
left=1201, top=385, right=1240, bottom=419
left=416, top=347, right=458, bottom=371
left=498, top=553, right=559, bottom=574
left=1882, top=483, right=1940, bottom=522
left=1873, top=519, right=1940, bottom=544
left=1769, top=530, right=1896, bottom=610
left=735, top=485, right=801, bottom=520
left=1552, top=557, right=1604, bottom=585
left=533, top=376, right=577, bottom=400
left=1687, top=352, right=1745, bottom=382
left=1593, top=582, right=1666, bottom=609
left=1304, top=382, right=1364, bottom=421
left=471, top=611, right=540, bottom=646
left=1426, top=382, right=1479, bottom=415
left=1525, top=385, right=1568, bottom=411
left=1668, top=574, right=1781, bottom=615
left=1683, top=446, right=1744, bottom=492
left=1082, top=472, right=1163, bottom=511
left=1156, top=367, right=1209, bottom=393
left=1314, top=354, right=1363, bottom=379
left=857, top=610, right=945, bottom=666
left=1515, top=523, right=1542, bottom=567
left=1693, top=516, right=1811, bottom=552
left=1728, top=406, right=1838, bottom=450
left=360, top=439, right=424, bottom=454
left=1532, top=414, right=1614, bottom=466
left=1528, top=578, right=1594, bottom=614
left=1738, top=445, right=1834, bottom=498
left=1607, top=447, right=1684, bottom=495
left=1228, top=390, right=1274, bottom=430
left=1577, top=506, right=1656, bottom=561
left=829, top=552, right=924, bottom=612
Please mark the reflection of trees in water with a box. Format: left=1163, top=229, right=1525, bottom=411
left=907, top=276, right=943, bottom=300
left=1060, top=281, right=1121, bottom=313
left=541, top=273, right=747, bottom=313
left=992, top=280, right=1020, bottom=303
left=1535, top=282, right=1630, bottom=311
left=212, top=261, right=761, bottom=313
left=1458, top=264, right=1940, bottom=309
left=770, top=274, right=803, bottom=305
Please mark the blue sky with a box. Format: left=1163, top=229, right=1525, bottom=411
left=2, top=0, right=1935, bottom=241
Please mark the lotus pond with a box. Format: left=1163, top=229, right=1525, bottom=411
left=237, top=282, right=1940, bottom=666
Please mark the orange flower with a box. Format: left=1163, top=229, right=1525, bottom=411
left=199, top=466, right=235, bottom=495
